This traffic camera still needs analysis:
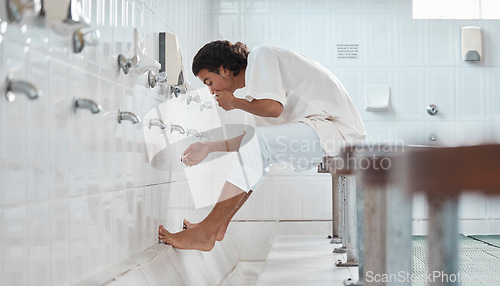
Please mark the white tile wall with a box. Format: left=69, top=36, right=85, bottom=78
left=3, top=0, right=500, bottom=284
left=211, top=0, right=500, bottom=246
left=1, top=0, right=212, bottom=285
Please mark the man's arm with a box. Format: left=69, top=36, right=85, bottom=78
left=207, top=132, right=246, bottom=153
left=232, top=98, right=283, bottom=118
left=215, top=90, right=283, bottom=118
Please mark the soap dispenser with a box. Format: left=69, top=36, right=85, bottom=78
left=461, top=26, right=482, bottom=62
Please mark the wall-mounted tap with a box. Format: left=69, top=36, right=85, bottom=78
left=5, top=0, right=42, bottom=23
left=200, top=132, right=212, bottom=140
left=170, top=124, right=185, bottom=134
left=147, top=71, right=167, bottom=88
left=118, top=29, right=161, bottom=77
left=118, top=54, right=140, bottom=74
left=186, top=94, right=200, bottom=105
left=4, top=74, right=41, bottom=102
left=187, top=129, right=201, bottom=137
left=187, top=129, right=212, bottom=140
left=171, top=85, right=187, bottom=98
left=149, top=118, right=167, bottom=129
left=73, top=27, right=100, bottom=53
left=6, top=0, right=100, bottom=52
left=74, top=98, right=101, bottom=114
left=118, top=108, right=141, bottom=124
left=429, top=133, right=437, bottom=142
left=169, top=70, right=188, bottom=97
left=43, top=0, right=87, bottom=32
left=200, top=101, right=213, bottom=111
left=427, top=104, right=439, bottom=116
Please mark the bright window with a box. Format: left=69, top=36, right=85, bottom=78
left=413, top=0, right=500, bottom=19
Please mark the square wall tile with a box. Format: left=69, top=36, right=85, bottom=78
left=302, top=176, right=332, bottom=220
left=394, top=68, right=426, bottom=121
left=487, top=68, right=500, bottom=120
left=364, top=13, right=394, bottom=67
left=424, top=21, right=456, bottom=66
left=272, top=176, right=303, bottom=220
left=487, top=196, right=500, bottom=219
left=459, top=193, right=487, bottom=220
left=456, top=68, right=487, bottom=120
left=455, top=121, right=490, bottom=145
left=425, top=67, right=456, bottom=121
left=300, top=13, right=334, bottom=68
left=333, top=13, right=364, bottom=67
left=3, top=206, right=28, bottom=285
left=395, top=122, right=426, bottom=145
left=394, top=5, right=425, bottom=66
left=238, top=175, right=273, bottom=220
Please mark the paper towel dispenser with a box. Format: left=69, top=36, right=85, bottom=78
left=461, top=26, right=482, bottom=62
left=144, top=32, right=191, bottom=94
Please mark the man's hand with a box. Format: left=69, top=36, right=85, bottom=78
left=181, top=142, right=211, bottom=167
left=214, top=90, right=236, bottom=111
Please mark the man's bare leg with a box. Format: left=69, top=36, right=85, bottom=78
left=183, top=190, right=252, bottom=241
left=158, top=181, right=246, bottom=251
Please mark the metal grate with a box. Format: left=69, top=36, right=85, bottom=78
left=411, top=235, right=500, bottom=286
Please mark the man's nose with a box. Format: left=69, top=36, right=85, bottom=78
left=208, top=86, right=215, bottom=94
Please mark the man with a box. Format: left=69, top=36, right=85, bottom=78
left=159, top=40, right=365, bottom=251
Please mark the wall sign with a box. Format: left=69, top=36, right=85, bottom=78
left=337, top=44, right=359, bottom=59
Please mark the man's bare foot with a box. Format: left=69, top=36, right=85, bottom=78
left=183, top=219, right=197, bottom=230
left=158, top=225, right=217, bottom=251
left=183, top=219, right=226, bottom=241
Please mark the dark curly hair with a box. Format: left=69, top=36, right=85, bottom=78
left=192, top=40, right=249, bottom=77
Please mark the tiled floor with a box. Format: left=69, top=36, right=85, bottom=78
left=256, top=235, right=358, bottom=286
left=239, top=234, right=500, bottom=286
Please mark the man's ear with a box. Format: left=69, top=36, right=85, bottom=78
left=220, top=66, right=231, bottom=76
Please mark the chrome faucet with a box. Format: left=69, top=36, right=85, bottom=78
left=6, top=0, right=42, bottom=23
left=200, top=101, right=213, bottom=111
left=187, top=129, right=212, bottom=140
left=171, top=85, right=187, bottom=98
left=186, top=94, right=201, bottom=105
left=5, top=74, right=41, bottom=102
left=74, top=98, right=101, bottom=114
left=149, top=118, right=167, bottom=129
left=73, top=28, right=100, bottom=53
left=170, top=124, right=185, bottom=134
left=426, top=104, right=439, bottom=116
left=148, top=71, right=167, bottom=88
left=118, top=54, right=140, bottom=74
left=170, top=70, right=188, bottom=97
left=43, top=0, right=92, bottom=35
left=118, top=109, right=141, bottom=124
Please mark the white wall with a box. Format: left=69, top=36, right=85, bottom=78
left=212, top=0, right=500, bottom=242
left=2, top=0, right=500, bottom=285
left=0, top=0, right=218, bottom=285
